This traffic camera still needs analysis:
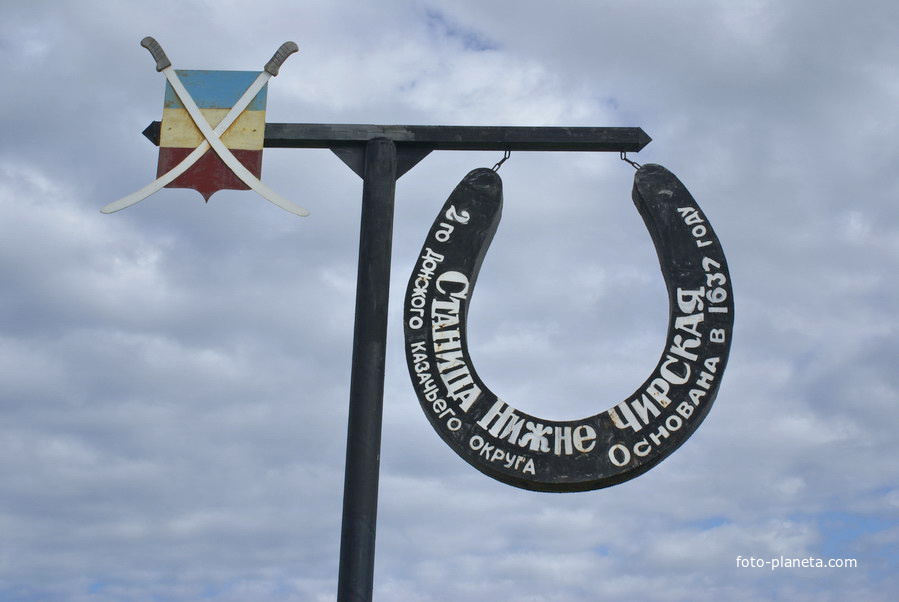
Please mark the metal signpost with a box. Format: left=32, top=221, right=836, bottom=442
left=107, top=38, right=732, bottom=602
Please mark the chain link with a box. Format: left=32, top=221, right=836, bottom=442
left=620, top=151, right=642, bottom=170
left=492, top=149, right=512, bottom=172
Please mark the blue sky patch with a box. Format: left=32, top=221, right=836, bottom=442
left=424, top=9, right=499, bottom=51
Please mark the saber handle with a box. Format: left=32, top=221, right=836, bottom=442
left=140, top=36, right=171, bottom=72
left=264, top=41, right=298, bottom=76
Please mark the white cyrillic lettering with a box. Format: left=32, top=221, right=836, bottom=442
left=432, top=327, right=460, bottom=347
left=435, top=222, right=455, bottom=242
left=478, top=399, right=517, bottom=437
left=633, top=438, right=651, bottom=457
left=421, top=257, right=439, bottom=274
left=435, top=271, right=469, bottom=299
left=435, top=348, right=464, bottom=373
left=498, top=413, right=525, bottom=445
left=609, top=444, right=631, bottom=466
left=646, top=378, right=673, bottom=408
left=478, top=399, right=524, bottom=443
left=573, top=425, right=597, bottom=453
left=431, top=299, right=460, bottom=329
left=670, top=334, right=700, bottom=362
left=678, top=207, right=703, bottom=225
left=423, top=247, right=445, bottom=262
left=696, top=371, right=715, bottom=390
left=554, top=426, right=573, bottom=456
left=609, top=402, right=643, bottom=432
left=448, top=381, right=481, bottom=412
left=675, top=313, right=704, bottom=338
left=677, top=287, right=706, bottom=314
left=479, top=442, right=495, bottom=459
left=660, top=355, right=691, bottom=385
left=519, top=421, right=551, bottom=452
left=441, top=366, right=469, bottom=385
left=649, top=424, right=671, bottom=446
left=665, top=414, right=683, bottom=431
left=632, top=393, right=663, bottom=423
left=676, top=401, right=694, bottom=420
left=689, top=388, right=707, bottom=406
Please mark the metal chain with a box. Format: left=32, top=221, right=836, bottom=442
left=492, top=149, right=512, bottom=172
left=620, top=151, right=642, bottom=170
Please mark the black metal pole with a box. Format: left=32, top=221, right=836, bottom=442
left=337, top=138, right=397, bottom=602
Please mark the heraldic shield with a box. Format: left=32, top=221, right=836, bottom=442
left=157, top=70, right=267, bottom=200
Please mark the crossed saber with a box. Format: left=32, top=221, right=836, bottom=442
left=102, top=37, right=309, bottom=217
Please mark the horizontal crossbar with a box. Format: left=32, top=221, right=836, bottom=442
left=143, top=122, right=651, bottom=152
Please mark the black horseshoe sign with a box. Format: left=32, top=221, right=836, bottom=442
left=403, top=164, right=733, bottom=492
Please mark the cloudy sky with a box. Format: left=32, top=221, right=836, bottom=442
left=1, top=1, right=897, bottom=600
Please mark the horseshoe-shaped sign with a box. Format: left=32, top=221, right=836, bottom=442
left=403, top=164, right=733, bottom=492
